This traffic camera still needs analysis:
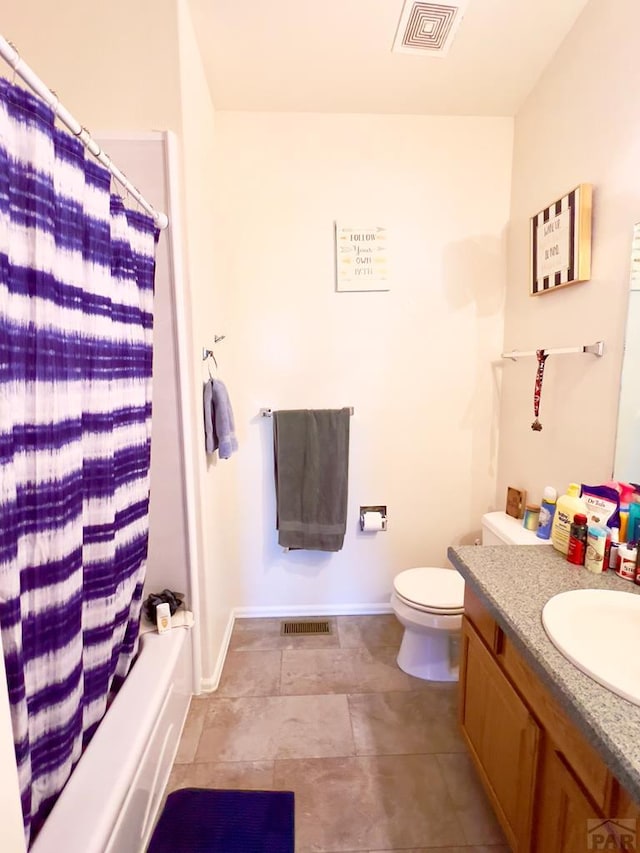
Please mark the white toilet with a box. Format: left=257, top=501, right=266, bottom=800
left=391, top=566, right=465, bottom=681
left=391, top=511, right=552, bottom=681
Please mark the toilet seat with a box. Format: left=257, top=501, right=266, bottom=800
left=393, top=567, right=464, bottom=614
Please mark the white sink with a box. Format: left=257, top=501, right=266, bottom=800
left=542, top=589, right=640, bottom=706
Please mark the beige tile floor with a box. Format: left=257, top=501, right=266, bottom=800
left=167, top=614, right=510, bottom=853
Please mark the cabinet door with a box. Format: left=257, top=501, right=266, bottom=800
left=460, top=618, right=540, bottom=853
left=534, top=739, right=608, bottom=853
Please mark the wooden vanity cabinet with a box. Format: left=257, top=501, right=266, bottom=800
left=534, top=739, right=606, bottom=853
left=460, top=586, right=640, bottom=853
left=459, top=617, right=539, bottom=852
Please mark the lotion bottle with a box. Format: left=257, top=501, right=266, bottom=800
left=551, top=483, right=588, bottom=556
left=156, top=602, right=171, bottom=633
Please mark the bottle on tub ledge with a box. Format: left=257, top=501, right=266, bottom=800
left=551, top=483, right=588, bottom=556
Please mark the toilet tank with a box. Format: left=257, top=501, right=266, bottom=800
left=481, top=511, right=553, bottom=546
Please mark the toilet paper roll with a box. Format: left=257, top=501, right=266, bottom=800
left=362, top=511, right=384, bottom=532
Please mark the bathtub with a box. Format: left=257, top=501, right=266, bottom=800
left=31, top=625, right=192, bottom=853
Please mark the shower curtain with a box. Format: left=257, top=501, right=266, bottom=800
left=0, top=78, right=158, bottom=845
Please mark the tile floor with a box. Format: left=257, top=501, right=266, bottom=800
left=167, top=614, right=509, bottom=853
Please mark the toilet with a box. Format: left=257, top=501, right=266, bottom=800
left=391, top=567, right=465, bottom=681
left=391, top=511, right=552, bottom=681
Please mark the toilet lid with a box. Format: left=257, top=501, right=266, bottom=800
left=393, top=567, right=465, bottom=611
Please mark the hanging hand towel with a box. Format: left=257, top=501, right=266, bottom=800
left=203, top=379, right=217, bottom=453
left=203, top=378, right=238, bottom=458
left=273, top=408, right=350, bottom=552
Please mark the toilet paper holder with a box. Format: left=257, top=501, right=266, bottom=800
left=360, top=506, right=387, bottom=531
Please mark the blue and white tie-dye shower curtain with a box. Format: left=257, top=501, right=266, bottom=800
left=0, top=78, right=158, bottom=845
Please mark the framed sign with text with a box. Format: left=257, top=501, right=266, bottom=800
left=335, top=224, right=389, bottom=292
left=530, top=183, right=592, bottom=295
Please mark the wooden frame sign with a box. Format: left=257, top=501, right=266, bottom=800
left=530, top=183, right=592, bottom=295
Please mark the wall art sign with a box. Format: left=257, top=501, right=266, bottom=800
left=335, top=224, right=389, bottom=292
left=530, top=183, right=592, bottom=295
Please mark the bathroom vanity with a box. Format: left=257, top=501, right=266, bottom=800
left=448, top=543, right=640, bottom=853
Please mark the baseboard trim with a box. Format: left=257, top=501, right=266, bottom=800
left=198, top=609, right=236, bottom=694
left=232, top=602, right=394, bottom=619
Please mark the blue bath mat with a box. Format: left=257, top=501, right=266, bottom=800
left=147, top=788, right=295, bottom=853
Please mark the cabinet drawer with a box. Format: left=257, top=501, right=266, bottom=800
left=464, top=586, right=500, bottom=653
left=498, top=633, right=613, bottom=813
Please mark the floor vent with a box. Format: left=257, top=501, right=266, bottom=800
left=280, top=620, right=332, bottom=636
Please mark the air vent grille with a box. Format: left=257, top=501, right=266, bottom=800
left=280, top=620, right=332, bottom=636
left=392, top=0, right=467, bottom=56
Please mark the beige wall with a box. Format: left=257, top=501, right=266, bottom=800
left=2, top=0, right=182, bottom=131
left=211, top=112, right=512, bottom=611
left=176, top=0, right=233, bottom=683
left=497, top=0, right=640, bottom=506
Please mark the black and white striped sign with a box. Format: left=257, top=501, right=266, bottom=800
left=530, top=184, right=592, bottom=295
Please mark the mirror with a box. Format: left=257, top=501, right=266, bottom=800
left=613, top=222, right=640, bottom=484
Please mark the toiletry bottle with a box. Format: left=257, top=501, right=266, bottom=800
left=608, top=537, right=620, bottom=571
left=584, top=524, right=607, bottom=573
left=156, top=601, right=171, bottom=633
left=617, top=543, right=637, bottom=581
left=552, top=483, right=588, bottom=555
left=618, top=482, right=634, bottom=541
left=567, top=513, right=588, bottom=565
left=536, top=486, right=557, bottom=540
left=523, top=504, right=540, bottom=532
left=627, top=490, right=640, bottom=543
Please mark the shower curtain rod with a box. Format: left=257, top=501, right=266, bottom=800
left=0, top=34, right=169, bottom=230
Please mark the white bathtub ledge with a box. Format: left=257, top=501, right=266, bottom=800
left=31, top=626, right=192, bottom=853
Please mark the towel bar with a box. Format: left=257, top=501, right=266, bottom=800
left=260, top=407, right=354, bottom=417
left=500, top=340, right=604, bottom=360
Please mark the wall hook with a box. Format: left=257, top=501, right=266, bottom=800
left=202, top=336, right=226, bottom=362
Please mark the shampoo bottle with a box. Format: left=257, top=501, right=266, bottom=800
left=551, top=483, right=588, bottom=556
left=537, top=486, right=557, bottom=540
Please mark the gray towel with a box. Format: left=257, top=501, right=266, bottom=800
left=203, top=380, right=216, bottom=453
left=203, top=378, right=238, bottom=459
left=273, top=408, right=350, bottom=552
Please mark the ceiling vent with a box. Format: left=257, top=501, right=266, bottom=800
left=392, top=0, right=468, bottom=57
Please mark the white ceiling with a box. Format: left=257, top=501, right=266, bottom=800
left=188, top=0, right=590, bottom=116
